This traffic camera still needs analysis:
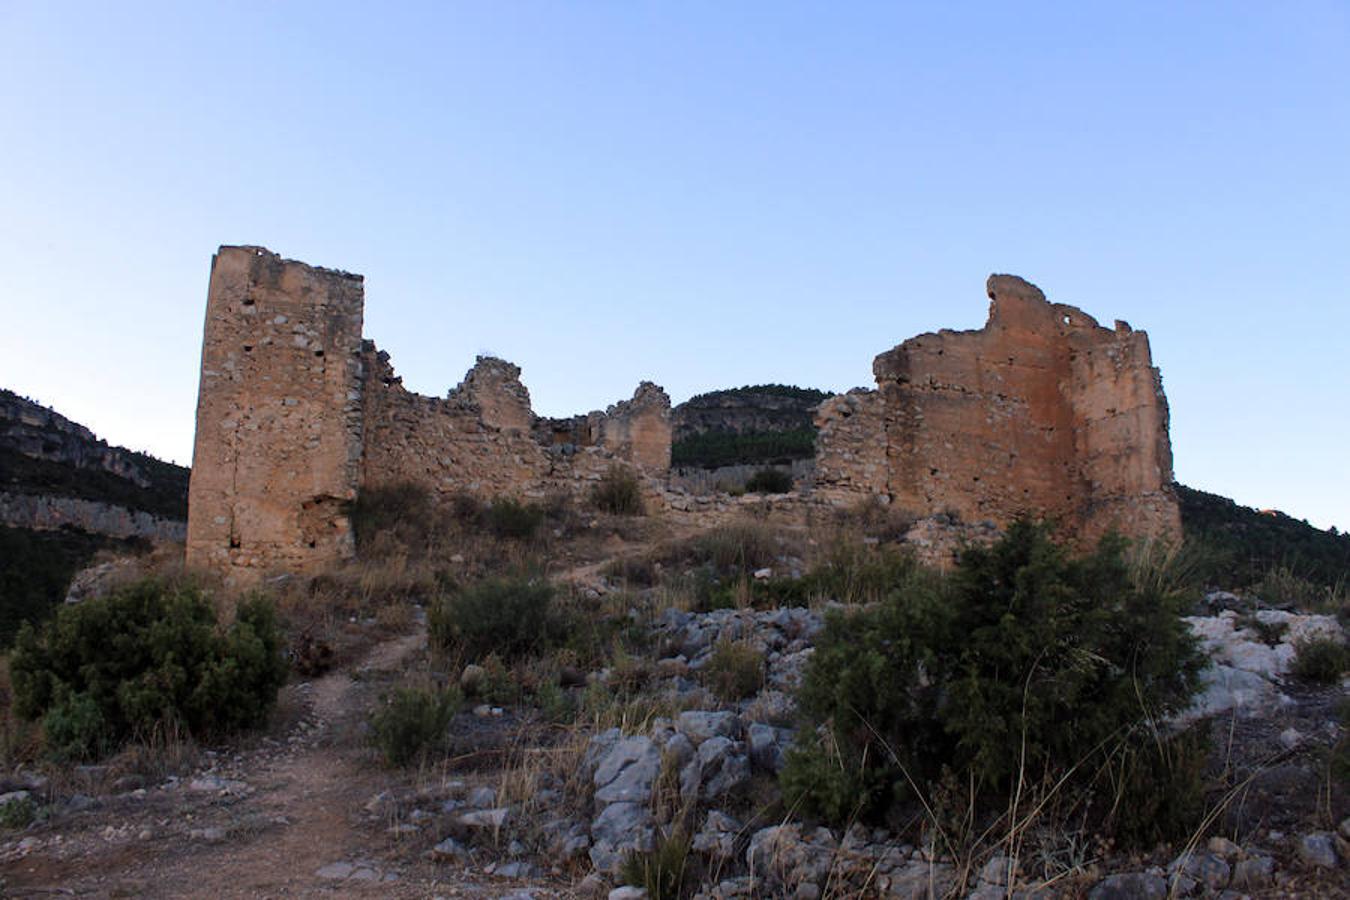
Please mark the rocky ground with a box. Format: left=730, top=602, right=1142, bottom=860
left=1, top=515, right=1347, bottom=899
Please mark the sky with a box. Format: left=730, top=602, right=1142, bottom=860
left=1, top=2, right=1347, bottom=531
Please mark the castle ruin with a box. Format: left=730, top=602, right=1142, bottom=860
left=813, top=274, right=1181, bottom=542
left=186, top=249, right=1179, bottom=582
left=186, top=246, right=671, bottom=581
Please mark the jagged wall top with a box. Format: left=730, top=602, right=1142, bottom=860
left=187, top=246, right=673, bottom=583
left=819, top=274, right=1181, bottom=542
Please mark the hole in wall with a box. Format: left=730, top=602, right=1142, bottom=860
left=243, top=345, right=253, bottom=352
left=313, top=350, right=324, bottom=358
left=1062, top=314, right=1071, bottom=325
left=242, top=298, right=255, bottom=306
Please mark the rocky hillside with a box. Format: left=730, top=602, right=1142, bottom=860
left=0, top=389, right=190, bottom=643
left=1, top=389, right=189, bottom=521
left=1179, top=484, right=1350, bottom=595
left=671, top=385, right=829, bottom=469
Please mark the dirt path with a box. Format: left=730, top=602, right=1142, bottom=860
left=0, top=627, right=569, bottom=899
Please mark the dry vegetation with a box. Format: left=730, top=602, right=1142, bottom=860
left=1, top=484, right=1346, bottom=898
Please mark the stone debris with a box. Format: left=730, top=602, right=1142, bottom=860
left=315, top=860, right=398, bottom=884
left=1178, top=605, right=1346, bottom=723
left=1297, top=832, right=1341, bottom=869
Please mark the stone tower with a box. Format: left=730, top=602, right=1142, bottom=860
left=185, top=247, right=365, bottom=581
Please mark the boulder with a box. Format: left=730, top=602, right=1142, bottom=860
left=594, top=736, right=661, bottom=805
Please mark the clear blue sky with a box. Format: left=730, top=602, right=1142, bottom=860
left=2, top=2, right=1347, bottom=530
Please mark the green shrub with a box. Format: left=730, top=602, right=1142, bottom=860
left=369, top=685, right=460, bottom=766
left=470, top=654, right=523, bottom=706
left=1105, top=724, right=1212, bottom=849
left=689, top=524, right=779, bottom=575
left=1254, top=566, right=1341, bottom=612
left=702, top=640, right=765, bottom=701
left=620, top=827, right=693, bottom=899
left=348, top=482, right=440, bottom=555
left=1178, top=484, right=1350, bottom=596
left=429, top=577, right=557, bottom=661
left=802, top=540, right=924, bottom=605
left=1237, top=614, right=1289, bottom=646
left=9, top=579, right=288, bottom=760
left=671, top=427, right=817, bottom=469
left=1290, top=637, right=1350, bottom=684
left=0, top=526, right=146, bottom=647
left=484, top=498, right=545, bottom=540
left=782, top=519, right=1204, bottom=839
left=0, top=792, right=36, bottom=829
left=531, top=681, right=574, bottom=723
left=745, top=468, right=794, bottom=494
left=593, top=465, right=645, bottom=515
left=1329, top=698, right=1350, bottom=787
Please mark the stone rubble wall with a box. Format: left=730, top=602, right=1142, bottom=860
left=360, top=348, right=671, bottom=503
left=813, top=275, right=1181, bottom=542
left=811, top=389, right=888, bottom=506
left=188, top=247, right=673, bottom=583
left=0, top=491, right=186, bottom=542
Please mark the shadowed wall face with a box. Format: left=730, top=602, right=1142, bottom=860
left=186, top=247, right=365, bottom=578
left=816, top=275, right=1181, bottom=542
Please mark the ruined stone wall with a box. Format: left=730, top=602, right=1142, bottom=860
left=597, top=382, right=673, bottom=472
left=186, top=247, right=365, bottom=579
left=359, top=349, right=557, bottom=498
left=814, top=275, right=1180, bottom=542
left=359, top=351, right=670, bottom=500
left=812, top=389, right=889, bottom=505
left=188, top=247, right=673, bottom=582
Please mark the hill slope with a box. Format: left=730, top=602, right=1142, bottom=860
left=671, top=384, right=829, bottom=468
left=0, top=389, right=190, bottom=643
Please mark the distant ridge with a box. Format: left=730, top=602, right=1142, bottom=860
left=0, top=388, right=190, bottom=644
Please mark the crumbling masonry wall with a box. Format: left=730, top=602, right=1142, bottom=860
left=187, top=247, right=671, bottom=582
left=186, top=247, right=365, bottom=576
left=814, top=275, right=1181, bottom=542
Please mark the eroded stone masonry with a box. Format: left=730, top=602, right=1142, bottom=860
left=187, top=249, right=1178, bottom=581
left=814, top=274, right=1181, bottom=542
left=186, top=247, right=671, bottom=580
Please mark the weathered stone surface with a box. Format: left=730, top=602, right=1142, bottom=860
left=1229, top=855, right=1275, bottom=889
left=186, top=247, right=366, bottom=581
left=691, top=810, right=742, bottom=861
left=593, top=736, right=661, bottom=804
left=589, top=801, right=653, bottom=873
left=677, top=710, right=739, bottom=744
left=449, top=356, right=534, bottom=433
left=680, top=736, right=750, bottom=803
left=600, top=382, right=673, bottom=472
left=0, top=492, right=185, bottom=542
left=1297, top=832, right=1340, bottom=869
left=814, top=275, right=1181, bottom=544
left=1087, top=872, right=1168, bottom=900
